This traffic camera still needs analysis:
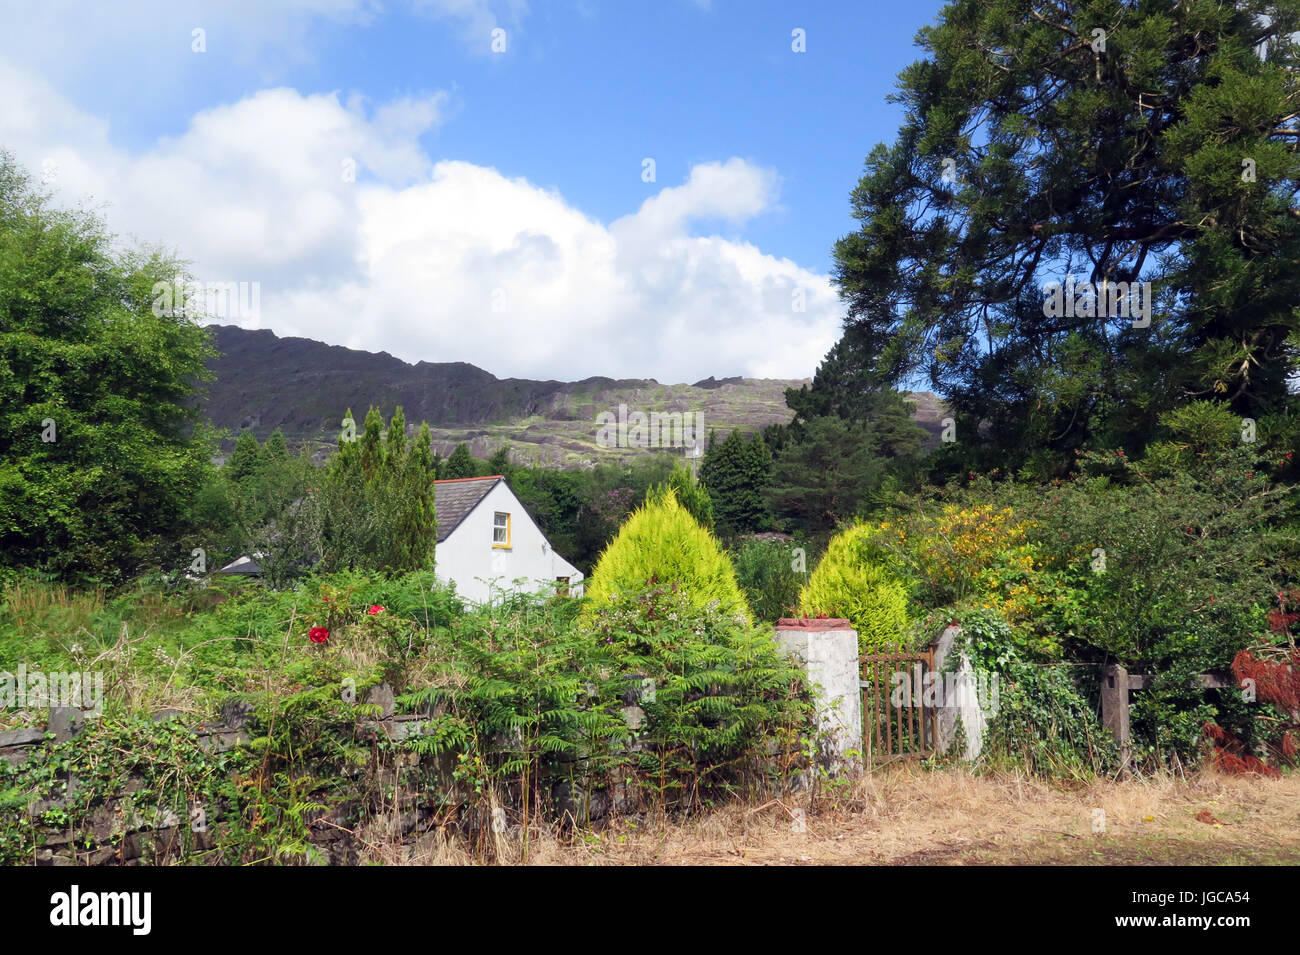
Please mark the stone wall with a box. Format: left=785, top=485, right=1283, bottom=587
left=2, top=679, right=661, bottom=865
left=0, top=690, right=462, bottom=866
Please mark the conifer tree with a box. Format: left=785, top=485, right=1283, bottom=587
left=385, top=406, right=407, bottom=471
left=226, top=430, right=261, bottom=483
left=818, top=0, right=1300, bottom=473
left=444, top=442, right=476, bottom=479
left=359, top=406, right=385, bottom=480
left=647, top=465, right=714, bottom=531
left=260, top=427, right=289, bottom=463
left=488, top=443, right=513, bottom=476
left=700, top=430, right=771, bottom=536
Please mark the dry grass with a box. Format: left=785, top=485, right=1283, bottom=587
left=2, top=577, right=105, bottom=622
left=366, top=765, right=1300, bottom=866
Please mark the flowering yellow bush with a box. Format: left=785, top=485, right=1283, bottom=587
left=869, top=504, right=1049, bottom=626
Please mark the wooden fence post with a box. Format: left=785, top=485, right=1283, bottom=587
left=1100, top=664, right=1131, bottom=773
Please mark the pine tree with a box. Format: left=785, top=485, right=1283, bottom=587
left=409, top=421, right=435, bottom=480
left=821, top=0, right=1300, bottom=474
left=336, top=407, right=360, bottom=473
left=385, top=406, right=407, bottom=472
left=767, top=416, right=885, bottom=534
left=488, top=443, right=513, bottom=476
left=359, top=406, right=385, bottom=480
left=700, top=430, right=771, bottom=537
left=444, top=443, right=475, bottom=479
left=394, top=421, right=437, bottom=570
left=226, top=430, right=261, bottom=483
left=260, top=427, right=289, bottom=463
left=308, top=408, right=437, bottom=573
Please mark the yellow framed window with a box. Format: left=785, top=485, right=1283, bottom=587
left=493, top=511, right=511, bottom=548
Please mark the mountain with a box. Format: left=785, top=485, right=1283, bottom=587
left=200, top=326, right=947, bottom=465
left=201, top=326, right=813, bottom=465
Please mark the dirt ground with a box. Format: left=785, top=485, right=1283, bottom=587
left=502, top=765, right=1300, bottom=866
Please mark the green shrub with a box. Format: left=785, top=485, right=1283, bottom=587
left=891, top=440, right=1296, bottom=771
left=950, top=609, right=1115, bottom=778
left=401, top=585, right=810, bottom=824
left=731, top=538, right=807, bottom=622
left=583, top=489, right=751, bottom=623
left=798, top=522, right=909, bottom=652
left=584, top=585, right=811, bottom=805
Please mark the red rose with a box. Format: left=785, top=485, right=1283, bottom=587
left=367, top=605, right=385, bottom=615
left=308, top=626, right=330, bottom=643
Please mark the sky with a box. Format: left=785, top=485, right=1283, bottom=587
left=0, top=0, right=947, bottom=383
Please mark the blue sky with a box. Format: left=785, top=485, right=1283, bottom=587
left=0, top=0, right=948, bottom=382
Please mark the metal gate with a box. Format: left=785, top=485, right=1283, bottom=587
left=860, top=651, right=939, bottom=763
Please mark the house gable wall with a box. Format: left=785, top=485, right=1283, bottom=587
left=435, top=481, right=583, bottom=604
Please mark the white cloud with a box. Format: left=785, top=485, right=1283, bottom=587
left=0, top=58, right=839, bottom=382
left=0, top=1, right=379, bottom=95
left=412, top=0, right=530, bottom=50
left=0, top=0, right=528, bottom=103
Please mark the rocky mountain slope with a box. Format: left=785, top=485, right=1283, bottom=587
left=200, top=325, right=944, bottom=465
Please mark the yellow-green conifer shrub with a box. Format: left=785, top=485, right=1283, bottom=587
left=798, top=523, right=909, bottom=652
left=584, top=490, right=752, bottom=624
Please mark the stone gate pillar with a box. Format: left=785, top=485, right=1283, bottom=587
left=929, top=625, right=991, bottom=761
left=774, top=618, right=863, bottom=775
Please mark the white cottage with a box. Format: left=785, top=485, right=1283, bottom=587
left=433, top=475, right=583, bottom=604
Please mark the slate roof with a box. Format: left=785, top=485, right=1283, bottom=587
left=216, top=555, right=263, bottom=575
left=433, top=475, right=504, bottom=543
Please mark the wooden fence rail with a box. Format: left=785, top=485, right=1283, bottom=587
left=1100, top=664, right=1234, bottom=770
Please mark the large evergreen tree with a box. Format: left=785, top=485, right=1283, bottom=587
left=767, top=416, right=887, bottom=534
left=822, top=0, right=1300, bottom=474
left=303, top=408, right=436, bottom=574
left=260, top=428, right=289, bottom=463
left=488, top=443, right=513, bottom=477
left=700, top=429, right=772, bottom=536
